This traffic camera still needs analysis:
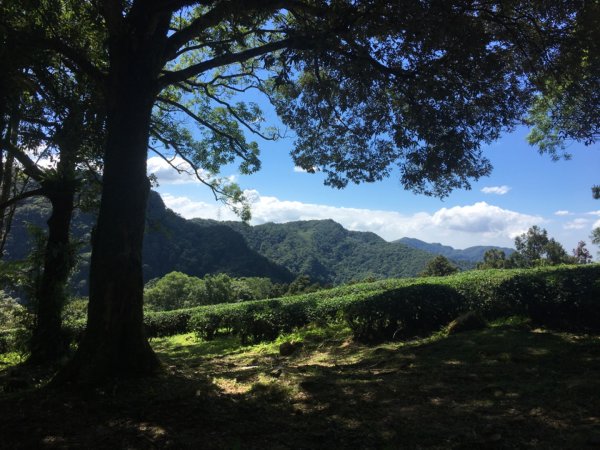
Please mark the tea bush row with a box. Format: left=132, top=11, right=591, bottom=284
left=189, top=264, right=600, bottom=343
left=3, top=265, right=598, bottom=354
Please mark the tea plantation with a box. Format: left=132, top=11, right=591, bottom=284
left=2, top=264, right=600, bottom=449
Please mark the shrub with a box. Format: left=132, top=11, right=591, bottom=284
left=344, top=284, right=466, bottom=342
left=144, top=308, right=195, bottom=337
left=186, top=265, right=600, bottom=344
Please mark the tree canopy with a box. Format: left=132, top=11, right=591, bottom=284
left=420, top=255, right=459, bottom=277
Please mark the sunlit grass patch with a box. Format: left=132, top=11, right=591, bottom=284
left=0, top=352, right=23, bottom=371
left=152, top=332, right=245, bottom=362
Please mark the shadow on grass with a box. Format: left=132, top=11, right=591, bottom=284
left=1, top=327, right=600, bottom=449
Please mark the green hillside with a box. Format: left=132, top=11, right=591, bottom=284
left=5, top=194, right=440, bottom=294
left=4, top=193, right=294, bottom=294
left=7, top=193, right=436, bottom=293
left=196, top=219, right=435, bottom=284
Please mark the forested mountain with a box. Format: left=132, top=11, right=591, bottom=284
left=7, top=192, right=489, bottom=293
left=4, top=192, right=294, bottom=294
left=395, top=237, right=514, bottom=264
left=194, top=219, right=435, bottom=284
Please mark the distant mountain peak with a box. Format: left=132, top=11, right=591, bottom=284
left=394, top=237, right=514, bottom=263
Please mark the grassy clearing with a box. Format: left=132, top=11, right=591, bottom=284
left=2, top=320, right=599, bottom=449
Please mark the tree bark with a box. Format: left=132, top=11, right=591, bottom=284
left=27, top=105, right=83, bottom=365
left=28, top=182, right=76, bottom=364
left=58, top=92, right=159, bottom=382
left=56, top=10, right=170, bottom=383
left=0, top=114, right=18, bottom=257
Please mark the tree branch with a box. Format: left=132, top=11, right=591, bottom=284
left=163, top=0, right=282, bottom=61
left=159, top=37, right=297, bottom=88
left=0, top=188, right=46, bottom=211
left=155, top=96, right=251, bottom=160
left=37, top=37, right=107, bottom=86
left=148, top=145, right=221, bottom=202
left=200, top=86, right=280, bottom=140
left=171, top=29, right=283, bottom=59
left=0, top=140, right=45, bottom=180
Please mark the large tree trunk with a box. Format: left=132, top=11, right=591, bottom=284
left=58, top=94, right=159, bottom=383
left=56, top=15, right=170, bottom=383
left=28, top=183, right=76, bottom=364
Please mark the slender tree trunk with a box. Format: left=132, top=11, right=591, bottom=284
left=56, top=21, right=170, bottom=383
left=28, top=184, right=76, bottom=364
left=28, top=106, right=82, bottom=364
left=0, top=114, right=18, bottom=257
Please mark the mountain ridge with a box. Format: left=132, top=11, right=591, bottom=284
left=394, top=237, right=514, bottom=263
left=191, top=218, right=434, bottom=284
left=5, top=192, right=513, bottom=295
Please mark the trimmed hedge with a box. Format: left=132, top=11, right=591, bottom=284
left=189, top=264, right=600, bottom=343
left=144, top=308, right=196, bottom=337
left=343, top=284, right=467, bottom=342
left=63, top=307, right=197, bottom=342
left=2, top=265, right=598, bottom=354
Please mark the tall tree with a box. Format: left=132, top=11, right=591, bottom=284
left=511, top=226, right=570, bottom=267
left=420, top=255, right=459, bottom=277
left=14, top=0, right=588, bottom=384
left=591, top=228, right=600, bottom=258
left=572, top=241, right=592, bottom=264
left=0, top=0, right=107, bottom=363
left=477, top=249, right=509, bottom=269
left=0, top=2, right=32, bottom=257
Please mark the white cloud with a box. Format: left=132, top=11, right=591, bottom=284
left=481, top=185, right=511, bottom=195
left=593, top=219, right=600, bottom=229
left=554, top=210, right=572, bottom=216
left=147, top=156, right=212, bottom=185
left=587, top=210, right=600, bottom=216
left=564, top=218, right=590, bottom=230
left=161, top=193, right=240, bottom=221
left=293, top=166, right=319, bottom=173
left=160, top=191, right=542, bottom=248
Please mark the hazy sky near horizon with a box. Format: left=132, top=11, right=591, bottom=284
left=148, top=114, right=600, bottom=256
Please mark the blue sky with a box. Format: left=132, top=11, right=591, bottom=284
left=148, top=110, right=600, bottom=256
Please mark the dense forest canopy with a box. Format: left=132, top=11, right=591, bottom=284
left=0, top=0, right=598, bottom=384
